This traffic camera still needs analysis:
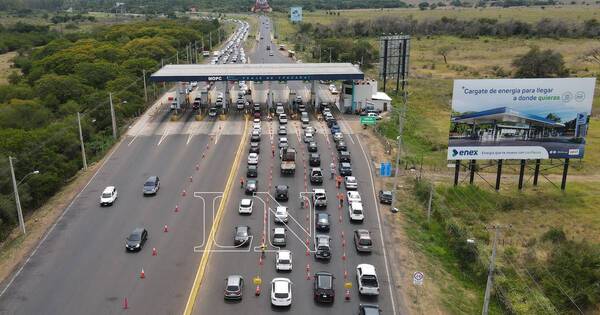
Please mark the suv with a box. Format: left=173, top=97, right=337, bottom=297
left=247, top=165, right=258, bottom=178
left=314, top=235, right=331, bottom=260
left=310, top=168, right=323, bottom=185
left=143, top=176, right=160, bottom=195
left=379, top=190, right=392, bottom=204
left=275, top=185, right=289, bottom=201
left=125, top=227, right=148, bottom=251
left=316, top=212, right=330, bottom=231
left=338, top=150, right=351, bottom=163
left=356, top=264, right=380, bottom=296
left=354, top=229, right=373, bottom=253
left=239, top=198, right=253, bottom=214
left=271, top=278, right=292, bottom=307
left=312, top=188, right=327, bottom=208
left=336, top=141, right=347, bottom=151
left=308, top=142, right=318, bottom=153
left=344, top=176, right=358, bottom=190
left=272, top=227, right=286, bottom=246
left=275, top=250, right=292, bottom=271
left=100, top=186, right=117, bottom=206
left=339, top=162, right=353, bottom=176
left=274, top=206, right=289, bottom=223
left=245, top=179, right=258, bottom=195
left=313, top=272, right=335, bottom=303
left=233, top=225, right=251, bottom=246
left=333, top=132, right=343, bottom=142
left=249, top=142, right=260, bottom=154
left=349, top=202, right=365, bottom=222
left=309, top=153, right=321, bottom=167
left=224, top=275, right=244, bottom=300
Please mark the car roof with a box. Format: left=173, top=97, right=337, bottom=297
left=351, top=202, right=364, bottom=210
left=146, top=176, right=157, bottom=181
left=227, top=275, right=243, bottom=285
left=241, top=198, right=252, bottom=205
left=356, top=229, right=371, bottom=238
left=357, top=263, right=376, bottom=275
left=317, top=212, right=329, bottom=219
left=276, top=185, right=288, bottom=189
left=313, top=188, right=325, bottom=193
left=132, top=227, right=145, bottom=235
left=274, top=227, right=285, bottom=233
left=276, top=206, right=287, bottom=212
left=346, top=176, right=356, bottom=181
left=311, top=153, right=320, bottom=157
left=102, top=186, right=115, bottom=193
left=341, top=162, right=351, bottom=167
left=278, top=250, right=291, bottom=259
left=273, top=278, right=290, bottom=292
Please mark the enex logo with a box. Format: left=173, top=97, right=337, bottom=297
left=452, top=149, right=478, bottom=157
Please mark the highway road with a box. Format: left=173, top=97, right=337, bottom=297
left=191, top=15, right=398, bottom=315
left=0, top=23, right=248, bottom=315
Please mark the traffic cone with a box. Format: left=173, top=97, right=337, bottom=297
left=255, top=285, right=261, bottom=296
left=164, top=225, right=169, bottom=232
left=344, top=269, right=348, bottom=279
left=152, top=248, right=157, bottom=256
left=345, top=289, right=350, bottom=301
left=140, top=268, right=145, bottom=279
left=182, top=190, right=187, bottom=196
left=196, top=164, right=199, bottom=170
left=189, top=176, right=193, bottom=182
left=342, top=252, right=347, bottom=261
left=123, top=297, right=128, bottom=309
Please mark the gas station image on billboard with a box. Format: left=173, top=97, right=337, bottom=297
left=448, top=78, right=596, bottom=160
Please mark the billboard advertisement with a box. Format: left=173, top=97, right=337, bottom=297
left=290, top=6, right=302, bottom=22
left=448, top=78, right=596, bottom=160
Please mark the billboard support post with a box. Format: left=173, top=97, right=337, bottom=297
left=495, top=160, right=502, bottom=191
left=561, top=158, right=570, bottom=191
left=469, top=160, right=476, bottom=184
left=454, top=160, right=460, bottom=186
left=533, top=159, right=541, bottom=186
left=382, top=39, right=388, bottom=92
left=518, top=159, right=526, bottom=190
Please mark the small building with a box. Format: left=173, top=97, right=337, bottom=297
left=340, top=79, right=391, bottom=113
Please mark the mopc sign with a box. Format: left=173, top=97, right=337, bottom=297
left=448, top=78, right=596, bottom=160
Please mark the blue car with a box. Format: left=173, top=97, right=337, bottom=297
left=331, top=124, right=340, bottom=134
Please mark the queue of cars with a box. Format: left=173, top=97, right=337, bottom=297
left=225, top=103, right=383, bottom=312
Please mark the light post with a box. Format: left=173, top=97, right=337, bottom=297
left=9, top=156, right=40, bottom=235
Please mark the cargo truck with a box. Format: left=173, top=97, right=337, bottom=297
left=280, top=147, right=296, bottom=175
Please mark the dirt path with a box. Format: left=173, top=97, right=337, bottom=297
left=0, top=51, right=18, bottom=84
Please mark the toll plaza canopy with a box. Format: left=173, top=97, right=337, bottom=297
left=149, top=63, right=364, bottom=82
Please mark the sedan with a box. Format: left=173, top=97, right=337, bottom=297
left=247, top=153, right=259, bottom=165
left=333, top=132, right=343, bottom=142
left=247, top=165, right=258, bottom=178
left=308, top=142, right=318, bottom=152
left=125, top=227, right=148, bottom=251
left=275, top=250, right=292, bottom=271
left=359, top=304, right=382, bottom=315
left=347, top=191, right=362, bottom=204
left=271, top=278, right=292, bottom=307
left=344, top=176, right=358, bottom=190
left=274, top=206, right=289, bottom=223
left=275, top=185, right=289, bottom=201
left=249, top=142, right=260, bottom=154
left=379, top=190, right=393, bottom=204
left=316, top=212, right=330, bottom=232
left=309, top=153, right=321, bottom=167
left=336, top=141, right=347, bottom=151
left=313, top=272, right=335, bottom=303
left=278, top=125, right=287, bottom=135
left=233, top=225, right=251, bottom=246
left=245, top=179, right=258, bottom=195
left=239, top=198, right=253, bottom=214
left=339, top=162, right=352, bottom=176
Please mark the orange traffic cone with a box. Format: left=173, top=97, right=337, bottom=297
left=345, top=289, right=350, bottom=301
left=174, top=205, right=179, bottom=212
left=189, top=176, right=193, bottom=182
left=255, top=285, right=261, bottom=296
left=123, top=297, right=128, bottom=309
left=152, top=248, right=157, bottom=256
left=164, top=225, right=168, bottom=232
left=140, top=268, right=145, bottom=279
left=182, top=190, right=187, bottom=196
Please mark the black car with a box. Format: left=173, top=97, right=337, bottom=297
left=249, top=142, right=260, bottom=154
left=125, top=228, right=148, bottom=251
left=233, top=225, right=251, bottom=246
left=310, top=168, right=323, bottom=185
left=275, top=185, right=289, bottom=201
left=224, top=275, right=244, bottom=300
left=379, top=190, right=392, bottom=204
left=309, top=153, right=321, bottom=167
left=307, top=142, right=318, bottom=153
left=314, top=235, right=331, bottom=260
left=336, top=141, right=347, bottom=152
left=359, top=304, right=382, bottom=315
left=143, top=176, right=160, bottom=195
left=316, top=212, right=330, bottom=232
left=245, top=179, right=258, bottom=195
left=338, top=150, right=351, bottom=163
left=326, top=119, right=337, bottom=128
left=250, top=131, right=261, bottom=142
left=247, top=165, right=258, bottom=178
left=314, top=272, right=335, bottom=303
left=339, top=162, right=352, bottom=176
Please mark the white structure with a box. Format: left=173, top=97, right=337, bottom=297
left=341, top=79, right=391, bottom=113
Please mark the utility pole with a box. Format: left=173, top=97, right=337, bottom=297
left=9, top=156, right=26, bottom=235
left=329, top=48, right=332, bottom=63
left=427, top=184, right=433, bottom=222
left=77, top=112, right=88, bottom=171
left=209, top=32, right=212, bottom=50
left=109, top=92, right=117, bottom=139
left=142, top=69, right=148, bottom=103
left=482, top=225, right=505, bottom=315
left=176, top=51, right=179, bottom=64
left=390, top=90, right=408, bottom=211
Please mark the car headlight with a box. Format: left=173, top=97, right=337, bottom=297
left=135, top=244, right=140, bottom=248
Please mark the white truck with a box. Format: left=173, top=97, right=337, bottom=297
left=280, top=147, right=296, bottom=175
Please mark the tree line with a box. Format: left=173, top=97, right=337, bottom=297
left=0, top=22, right=59, bottom=54
left=0, top=18, right=222, bottom=241
left=302, top=16, right=600, bottom=38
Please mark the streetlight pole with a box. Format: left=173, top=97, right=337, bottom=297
left=390, top=90, right=407, bottom=211
left=77, top=112, right=88, bottom=171
left=9, top=157, right=39, bottom=235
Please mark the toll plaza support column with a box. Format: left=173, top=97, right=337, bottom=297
left=311, top=80, right=317, bottom=113
left=224, top=80, right=229, bottom=114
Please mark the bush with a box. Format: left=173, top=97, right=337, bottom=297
left=540, top=227, right=567, bottom=244
left=512, top=46, right=569, bottom=78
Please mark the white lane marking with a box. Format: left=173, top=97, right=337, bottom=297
left=356, top=135, right=398, bottom=315
left=0, top=133, right=125, bottom=298
left=338, top=118, right=355, bottom=144
left=157, top=126, right=170, bottom=146
left=187, top=133, right=194, bottom=145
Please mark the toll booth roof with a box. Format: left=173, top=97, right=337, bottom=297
left=149, top=63, right=364, bottom=82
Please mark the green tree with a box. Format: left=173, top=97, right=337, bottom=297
left=74, top=62, right=120, bottom=89
left=418, top=2, right=430, bottom=10
left=512, top=47, right=569, bottom=78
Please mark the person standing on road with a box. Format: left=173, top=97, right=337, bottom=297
left=240, top=177, right=245, bottom=189
left=330, top=162, right=335, bottom=179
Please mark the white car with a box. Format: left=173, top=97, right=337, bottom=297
left=100, top=186, right=117, bottom=206
left=349, top=202, right=365, bottom=222
left=304, top=133, right=314, bottom=143
left=271, top=278, right=292, bottom=306
left=275, top=250, right=292, bottom=271
left=278, top=137, right=288, bottom=148
left=252, top=123, right=261, bottom=132
left=274, top=206, right=289, bottom=223
left=333, top=132, right=343, bottom=142
left=312, top=188, right=327, bottom=208
left=347, top=191, right=362, bottom=204
left=279, top=114, right=288, bottom=124
left=344, top=176, right=358, bottom=190
left=248, top=153, right=259, bottom=165
left=356, top=264, right=380, bottom=296
left=305, top=126, right=315, bottom=134
left=239, top=198, right=253, bottom=214
left=190, top=81, right=198, bottom=87
left=367, top=112, right=382, bottom=120
left=253, top=118, right=261, bottom=124
left=329, top=84, right=338, bottom=94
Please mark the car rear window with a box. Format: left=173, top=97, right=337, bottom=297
left=359, top=238, right=372, bottom=246
left=361, top=275, right=378, bottom=287
left=226, top=285, right=239, bottom=291
left=102, top=193, right=112, bottom=198
left=318, top=275, right=332, bottom=288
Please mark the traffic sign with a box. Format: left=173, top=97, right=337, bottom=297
left=413, top=271, right=424, bottom=286
left=360, top=116, right=377, bottom=126
left=253, top=276, right=262, bottom=285
left=380, top=162, right=392, bottom=177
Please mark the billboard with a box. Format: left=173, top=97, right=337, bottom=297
left=290, top=7, right=302, bottom=22
left=378, top=35, right=410, bottom=92
left=448, top=78, right=596, bottom=160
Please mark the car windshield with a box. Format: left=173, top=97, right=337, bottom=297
left=226, top=285, right=239, bottom=291
left=144, top=182, right=154, bottom=187
left=128, top=233, right=141, bottom=241
left=361, top=275, right=378, bottom=287
left=102, top=193, right=112, bottom=198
